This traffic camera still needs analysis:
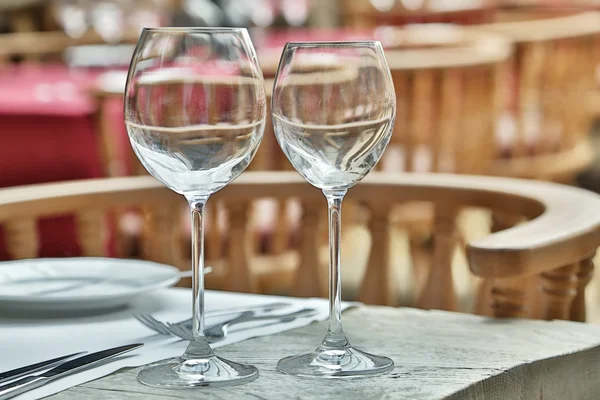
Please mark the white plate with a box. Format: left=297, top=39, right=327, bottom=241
left=0, top=258, right=180, bottom=312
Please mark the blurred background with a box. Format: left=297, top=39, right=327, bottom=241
left=1, top=0, right=600, bottom=317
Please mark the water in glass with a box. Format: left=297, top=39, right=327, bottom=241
left=272, top=41, right=396, bottom=377
left=124, top=27, right=265, bottom=388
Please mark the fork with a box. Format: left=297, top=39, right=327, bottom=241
left=167, top=308, right=318, bottom=341
left=140, top=308, right=318, bottom=341
left=133, top=302, right=290, bottom=335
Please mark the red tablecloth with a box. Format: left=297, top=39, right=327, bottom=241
left=0, top=65, right=105, bottom=259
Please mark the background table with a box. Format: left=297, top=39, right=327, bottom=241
left=0, top=64, right=105, bottom=260
left=49, top=306, right=600, bottom=399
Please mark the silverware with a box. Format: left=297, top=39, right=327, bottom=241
left=154, top=308, right=319, bottom=341
left=132, top=301, right=291, bottom=334
left=0, top=343, right=143, bottom=400
left=0, top=352, right=85, bottom=385
left=203, top=308, right=318, bottom=341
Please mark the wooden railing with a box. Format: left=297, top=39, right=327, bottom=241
left=0, top=172, right=599, bottom=321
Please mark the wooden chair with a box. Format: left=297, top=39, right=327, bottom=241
left=341, top=0, right=498, bottom=29
left=359, top=26, right=513, bottom=305
left=0, top=28, right=140, bottom=65
left=230, top=62, right=369, bottom=290
left=495, top=1, right=600, bottom=22
left=0, top=1, right=44, bottom=29
left=474, top=12, right=600, bottom=182
left=258, top=26, right=511, bottom=176
left=90, top=72, right=142, bottom=178
left=262, top=24, right=512, bottom=196
left=381, top=25, right=512, bottom=175
left=245, top=26, right=514, bottom=302
left=0, top=0, right=43, bottom=64
left=461, top=11, right=600, bottom=314
left=90, top=25, right=510, bottom=180
left=85, top=23, right=596, bottom=309
left=0, top=171, right=599, bottom=321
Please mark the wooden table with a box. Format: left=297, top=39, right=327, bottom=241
left=48, top=306, right=600, bottom=399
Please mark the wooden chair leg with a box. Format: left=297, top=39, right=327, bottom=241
left=4, top=218, right=38, bottom=259
left=9, top=9, right=37, bottom=33
left=476, top=211, right=523, bottom=315
left=205, top=202, right=222, bottom=262
left=93, top=98, right=121, bottom=177
left=538, top=263, right=579, bottom=320
left=490, top=276, right=529, bottom=318
left=409, top=233, right=433, bottom=305
left=112, top=208, right=138, bottom=259
left=225, top=201, right=256, bottom=293
left=293, top=199, right=323, bottom=298
left=474, top=278, right=494, bottom=316
left=570, top=255, right=595, bottom=322
left=271, top=199, right=290, bottom=254
left=359, top=202, right=396, bottom=306
left=76, top=209, right=107, bottom=257
left=140, top=204, right=179, bottom=266
left=417, top=206, right=457, bottom=311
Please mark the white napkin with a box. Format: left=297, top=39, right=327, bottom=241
left=0, top=289, right=356, bottom=399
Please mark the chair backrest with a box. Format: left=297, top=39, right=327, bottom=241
left=0, top=29, right=139, bottom=64
left=262, top=26, right=512, bottom=175
left=340, top=0, right=497, bottom=28
left=381, top=25, right=512, bottom=174
left=0, top=1, right=46, bottom=34
left=0, top=172, right=599, bottom=322
left=475, top=12, right=600, bottom=181
left=494, top=3, right=598, bottom=22
left=256, top=29, right=512, bottom=277
left=94, top=25, right=512, bottom=178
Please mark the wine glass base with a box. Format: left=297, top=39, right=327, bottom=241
left=138, top=355, right=258, bottom=388
left=277, top=346, right=394, bottom=378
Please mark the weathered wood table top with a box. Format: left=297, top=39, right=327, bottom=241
left=50, top=306, right=600, bottom=400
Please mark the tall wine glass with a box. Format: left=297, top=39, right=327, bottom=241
left=271, top=41, right=396, bottom=377
left=124, top=27, right=266, bottom=388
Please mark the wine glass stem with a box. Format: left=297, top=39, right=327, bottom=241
left=322, top=190, right=349, bottom=349
left=185, top=197, right=214, bottom=359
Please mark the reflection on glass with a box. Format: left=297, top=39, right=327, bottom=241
left=272, top=41, right=396, bottom=377
left=125, top=27, right=266, bottom=388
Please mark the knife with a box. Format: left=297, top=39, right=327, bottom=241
left=0, top=352, right=86, bottom=385
left=0, top=343, right=143, bottom=400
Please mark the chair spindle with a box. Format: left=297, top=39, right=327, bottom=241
left=225, top=201, right=255, bottom=293
left=417, top=206, right=457, bottom=311
left=570, top=255, right=595, bottom=322
left=4, top=218, right=38, bottom=259
left=490, top=276, right=528, bottom=318
left=75, top=209, right=106, bottom=257
left=359, top=202, right=395, bottom=306
left=538, top=262, right=579, bottom=320
left=294, top=199, right=323, bottom=297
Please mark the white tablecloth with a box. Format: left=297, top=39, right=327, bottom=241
left=0, top=289, right=352, bottom=399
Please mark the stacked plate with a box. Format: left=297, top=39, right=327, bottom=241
left=0, top=258, right=181, bottom=312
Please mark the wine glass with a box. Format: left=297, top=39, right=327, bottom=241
left=271, top=41, right=396, bottom=377
left=124, top=28, right=266, bottom=388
